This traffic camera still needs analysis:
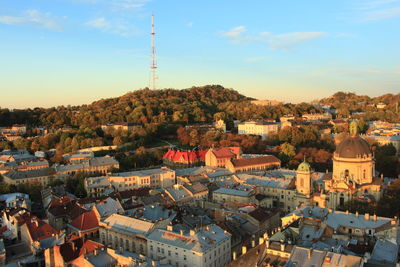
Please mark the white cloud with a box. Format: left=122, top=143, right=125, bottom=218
left=85, top=17, right=138, bottom=37
left=267, top=32, right=326, bottom=50
left=244, top=57, right=269, bottom=62
left=0, top=9, right=62, bottom=31
left=85, top=17, right=110, bottom=30
left=221, top=26, right=325, bottom=50
left=222, top=26, right=246, bottom=38
left=354, top=0, right=400, bottom=21
left=111, top=0, right=150, bottom=10
left=187, top=22, right=193, bottom=27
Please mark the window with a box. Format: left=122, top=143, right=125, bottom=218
left=184, top=255, right=187, bottom=260
left=150, top=245, right=153, bottom=251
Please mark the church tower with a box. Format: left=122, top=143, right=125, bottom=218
left=296, top=159, right=312, bottom=197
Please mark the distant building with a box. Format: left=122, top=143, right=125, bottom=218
left=225, top=155, right=281, bottom=173
left=163, top=149, right=207, bottom=167
left=101, top=122, right=139, bottom=133
left=55, top=156, right=119, bottom=177
left=302, top=113, right=332, bottom=122
left=205, top=147, right=241, bottom=167
left=238, top=121, right=279, bottom=139
left=147, top=224, right=231, bottom=267
left=105, top=167, right=175, bottom=191
left=2, top=167, right=57, bottom=186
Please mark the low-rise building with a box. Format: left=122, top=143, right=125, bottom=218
left=225, top=155, right=281, bottom=173
left=213, top=187, right=255, bottom=206
left=147, top=224, right=231, bottom=267
left=109, top=167, right=175, bottom=190
left=55, top=156, right=119, bottom=177
left=238, top=121, right=279, bottom=139
left=205, top=147, right=241, bottom=167
left=2, top=167, right=57, bottom=186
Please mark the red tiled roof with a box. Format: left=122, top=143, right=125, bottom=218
left=69, top=210, right=99, bottom=232
left=60, top=237, right=103, bottom=263
left=211, top=147, right=241, bottom=159
left=231, top=155, right=281, bottom=168
left=163, top=149, right=207, bottom=163
left=26, top=217, right=59, bottom=241
left=48, top=196, right=86, bottom=219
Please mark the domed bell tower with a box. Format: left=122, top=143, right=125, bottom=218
left=296, top=159, right=312, bottom=197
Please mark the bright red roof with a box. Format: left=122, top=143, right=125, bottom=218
left=163, top=149, right=207, bottom=163
left=69, top=210, right=99, bottom=232
left=26, top=217, right=59, bottom=241
left=211, top=147, right=241, bottom=159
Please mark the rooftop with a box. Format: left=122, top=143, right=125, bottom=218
left=147, top=224, right=230, bottom=253
left=101, top=214, right=155, bottom=235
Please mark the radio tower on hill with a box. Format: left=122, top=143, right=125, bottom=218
left=149, top=13, right=158, bottom=90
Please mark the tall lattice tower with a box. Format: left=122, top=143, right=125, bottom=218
left=149, top=14, right=158, bottom=90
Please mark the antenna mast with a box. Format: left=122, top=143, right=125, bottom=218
left=150, top=14, right=158, bottom=90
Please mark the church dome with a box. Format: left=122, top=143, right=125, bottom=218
left=297, top=160, right=311, bottom=172
left=335, top=136, right=371, bottom=158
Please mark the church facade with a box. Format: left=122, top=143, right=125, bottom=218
left=294, top=121, right=383, bottom=210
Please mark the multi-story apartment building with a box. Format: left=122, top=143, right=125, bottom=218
left=99, top=213, right=154, bottom=255
left=55, top=156, right=119, bottom=177
left=84, top=167, right=176, bottom=196
left=2, top=167, right=57, bottom=186
left=238, top=121, right=279, bottom=139
left=147, top=224, right=231, bottom=267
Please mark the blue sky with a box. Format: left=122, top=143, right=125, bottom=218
left=0, top=0, right=399, bottom=108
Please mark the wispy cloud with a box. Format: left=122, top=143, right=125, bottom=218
left=244, top=57, right=269, bottom=62
left=187, top=22, right=193, bottom=27
left=111, top=0, right=151, bottom=10
left=0, top=9, right=62, bottom=31
left=355, top=0, right=400, bottom=21
left=221, top=26, right=325, bottom=51
left=85, top=17, right=138, bottom=37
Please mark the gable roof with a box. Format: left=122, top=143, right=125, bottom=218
left=26, top=216, right=58, bottom=241
left=69, top=210, right=99, bottom=232
left=60, top=238, right=104, bottom=263
left=230, top=155, right=280, bottom=168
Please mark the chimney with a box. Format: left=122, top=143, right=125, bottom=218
left=259, top=237, right=264, bottom=245
left=232, top=251, right=237, bottom=261
left=71, top=241, right=75, bottom=251
left=308, top=249, right=312, bottom=259
left=280, top=243, right=285, bottom=252
left=356, top=211, right=359, bottom=217
left=365, top=213, right=370, bottom=221
left=373, top=214, right=377, bottom=222
left=167, top=225, right=173, bottom=231
left=242, top=246, right=247, bottom=255
left=179, top=229, right=184, bottom=236
left=190, top=229, right=195, bottom=236
left=263, top=232, right=269, bottom=240
left=266, top=240, right=270, bottom=248
left=345, top=210, right=349, bottom=215
left=251, top=240, right=255, bottom=248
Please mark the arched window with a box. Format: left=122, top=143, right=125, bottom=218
left=345, top=169, right=349, bottom=178
left=300, top=178, right=304, bottom=187
left=363, top=170, right=366, bottom=180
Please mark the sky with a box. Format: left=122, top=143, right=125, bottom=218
left=0, top=0, right=399, bottom=108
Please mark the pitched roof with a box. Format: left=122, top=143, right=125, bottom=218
left=248, top=208, right=277, bottom=223
left=48, top=196, right=86, bottom=219
left=4, top=167, right=56, bottom=179
left=230, top=155, right=280, bottom=168
left=69, top=210, right=99, bottom=232
left=26, top=216, right=58, bottom=241
left=60, top=238, right=104, bottom=263
left=163, top=149, right=207, bottom=163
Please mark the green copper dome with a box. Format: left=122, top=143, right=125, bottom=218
left=297, top=160, right=311, bottom=172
